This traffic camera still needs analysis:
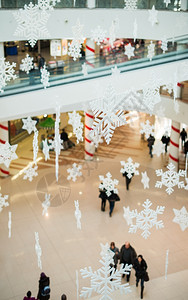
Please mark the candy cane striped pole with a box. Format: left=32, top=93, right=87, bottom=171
left=0, top=121, right=10, bottom=177
left=85, top=110, right=95, bottom=161
left=169, top=121, right=180, bottom=171
left=85, top=39, right=95, bottom=69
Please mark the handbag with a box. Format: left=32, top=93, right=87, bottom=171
left=144, top=271, right=149, bottom=282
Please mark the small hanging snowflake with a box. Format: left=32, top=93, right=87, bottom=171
left=23, top=164, right=38, bottom=182
left=173, top=206, right=188, bottom=231
left=80, top=243, right=132, bottom=299
left=68, top=19, right=84, bottom=61
left=148, top=5, right=158, bottom=27
left=0, top=193, right=9, bottom=213
left=147, top=41, right=155, bottom=61
left=120, top=157, right=140, bottom=179
left=91, top=25, right=106, bottom=45
left=41, top=65, right=50, bottom=89
left=141, top=171, right=150, bottom=189
left=67, top=163, right=82, bottom=182
left=42, top=138, right=50, bottom=161
left=82, top=63, right=88, bottom=76
left=126, top=199, right=165, bottom=239
left=0, top=142, right=18, bottom=168
left=0, top=57, right=17, bottom=93
left=155, top=162, right=185, bottom=195
left=22, top=116, right=37, bottom=134
left=35, top=232, right=42, bottom=269
left=161, top=37, right=168, bottom=53
left=140, top=120, right=155, bottom=139
left=164, top=0, right=171, bottom=7
left=99, top=172, right=119, bottom=197
left=20, top=54, right=34, bottom=74
left=68, top=111, right=83, bottom=143
left=74, top=200, right=81, bottom=229
left=38, top=0, right=54, bottom=11
left=124, top=0, right=137, bottom=10
left=124, top=43, right=135, bottom=60
left=133, top=19, right=137, bottom=42
left=123, top=206, right=133, bottom=226
left=8, top=211, right=12, bottom=238
left=153, top=141, right=165, bottom=157
left=42, top=193, right=51, bottom=216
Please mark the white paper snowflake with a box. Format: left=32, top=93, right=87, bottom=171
left=33, top=130, right=38, bottom=164
left=99, top=172, right=119, bottom=197
left=140, top=120, right=155, bottom=139
left=0, top=57, right=17, bottom=93
left=89, top=131, right=103, bottom=148
left=8, top=211, right=12, bottom=238
left=35, top=232, right=42, bottom=269
left=123, top=206, right=133, bottom=226
left=120, top=158, right=140, bottom=179
left=68, top=19, right=84, bottom=61
left=164, top=0, right=171, bottom=7
left=38, top=0, right=54, bottom=11
left=161, top=37, right=168, bottom=53
left=91, top=25, right=106, bottom=45
left=42, top=138, right=50, bottom=161
left=22, top=116, right=37, bottom=134
left=147, top=41, right=155, bottom=61
left=41, top=65, right=50, bottom=89
left=142, top=72, right=161, bottom=113
left=127, top=199, right=165, bottom=239
left=75, top=200, right=81, bottom=229
left=68, top=111, right=83, bottom=143
left=153, top=141, right=165, bottom=157
left=42, top=193, right=51, bottom=216
left=13, top=2, right=50, bottom=48
left=124, top=43, right=135, bottom=60
left=173, top=206, right=188, bottom=231
left=155, top=163, right=185, bottom=195
left=20, top=54, right=34, bottom=74
left=90, top=84, right=127, bottom=144
left=124, top=0, right=137, bottom=10
left=148, top=5, right=158, bottom=27
left=67, top=163, right=82, bottom=182
left=141, top=171, right=150, bottom=189
left=0, top=193, right=9, bottom=213
left=0, top=142, right=18, bottom=168
left=82, top=63, right=88, bottom=76
left=80, top=243, right=132, bottom=299
left=133, top=19, right=137, bottom=42
left=23, top=164, right=38, bottom=182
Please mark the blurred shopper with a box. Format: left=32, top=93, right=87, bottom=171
left=110, top=242, right=120, bottom=270
left=38, top=54, right=45, bottom=70
left=180, top=128, right=187, bottom=148
left=122, top=171, right=134, bottom=190
left=23, top=291, right=36, bottom=300
left=37, top=272, right=50, bottom=300
left=99, top=188, right=107, bottom=211
left=108, top=191, right=120, bottom=217
left=161, top=131, right=170, bottom=153
left=134, top=255, right=148, bottom=299
left=147, top=134, right=155, bottom=158
left=120, top=241, right=137, bottom=282
left=61, top=295, right=67, bottom=300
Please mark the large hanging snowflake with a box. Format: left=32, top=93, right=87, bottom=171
left=67, top=163, right=82, bottom=182
left=124, top=0, right=137, bottom=10
left=120, top=157, right=140, bottom=179
left=41, top=65, right=50, bottom=89
left=0, top=193, right=9, bottom=213
left=20, top=54, right=34, bottom=74
left=155, top=163, right=185, bottom=195
left=80, top=243, right=132, bottom=300
left=75, top=200, right=82, bottom=229
left=90, top=84, right=127, bottom=144
left=140, top=120, right=154, bottom=139
left=0, top=57, right=17, bottom=93
left=13, top=2, right=50, bottom=47
left=35, top=232, right=42, bottom=269
left=68, top=111, right=83, bottom=143
left=173, top=206, right=188, bottom=231
left=126, top=199, right=165, bottom=239
left=91, top=25, right=106, bottom=45
left=124, top=43, right=135, bottom=60
left=99, top=172, right=119, bottom=197
left=22, top=116, right=37, bottom=134
left=161, top=37, right=168, bottom=53
left=141, top=171, right=150, bottom=189
left=68, top=19, right=84, bottom=61
left=153, top=141, right=165, bottom=157
left=0, top=142, right=18, bottom=168
left=148, top=5, right=158, bottom=27
left=23, top=164, right=38, bottom=182
left=147, top=41, right=155, bottom=61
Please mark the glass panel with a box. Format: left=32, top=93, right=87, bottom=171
left=75, top=0, right=86, bottom=8
left=96, top=0, right=112, bottom=8
left=55, top=0, right=74, bottom=8
left=112, top=0, right=124, bottom=8
left=1, top=0, right=17, bottom=8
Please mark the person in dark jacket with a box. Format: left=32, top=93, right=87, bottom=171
left=38, top=54, right=45, bottom=70
left=23, top=291, right=36, bottom=300
left=108, top=191, right=120, bottom=217
left=37, top=272, right=50, bottom=300
left=184, top=139, right=188, bottom=157
left=120, top=241, right=137, bottom=282
left=61, top=295, right=67, bottom=300
left=147, top=134, right=155, bottom=158
left=161, top=132, right=170, bottom=153
left=110, top=242, right=120, bottom=270
left=134, top=255, right=147, bottom=299
left=122, top=171, right=134, bottom=190
left=180, top=128, right=187, bottom=148
left=99, top=189, right=107, bottom=211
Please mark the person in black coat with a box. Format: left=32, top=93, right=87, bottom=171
left=99, top=189, right=107, bottom=211
left=147, top=134, right=155, bottom=158
left=37, top=272, right=50, bottom=300
left=134, top=255, right=147, bottom=299
left=122, top=171, right=134, bottom=190
left=107, top=191, right=120, bottom=217
left=120, top=242, right=137, bottom=282
left=161, top=132, right=170, bottom=153
left=180, top=128, right=187, bottom=148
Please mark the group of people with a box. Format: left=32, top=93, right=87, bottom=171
left=23, top=272, right=67, bottom=300
left=110, top=241, right=148, bottom=299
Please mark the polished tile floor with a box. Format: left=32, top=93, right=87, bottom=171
left=0, top=112, right=187, bottom=300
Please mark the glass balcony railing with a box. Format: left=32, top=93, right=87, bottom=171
left=1, top=37, right=188, bottom=97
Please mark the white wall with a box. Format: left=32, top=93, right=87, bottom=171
left=0, top=9, right=188, bottom=42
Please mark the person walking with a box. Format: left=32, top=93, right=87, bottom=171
left=61, top=295, right=67, bottom=300
left=120, top=241, right=137, bottom=282
left=38, top=54, right=45, bottom=70
left=108, top=191, right=120, bottom=217
left=147, top=134, right=155, bottom=158
left=99, top=189, right=107, bottom=211
left=23, top=291, right=37, bottom=300
left=161, top=131, right=170, bottom=153
left=37, top=272, right=50, bottom=300
left=180, top=128, right=187, bottom=148
left=134, top=255, right=148, bottom=299
left=122, top=171, right=134, bottom=190
left=110, top=242, right=120, bottom=271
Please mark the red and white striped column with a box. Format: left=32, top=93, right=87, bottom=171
left=85, top=110, right=95, bottom=161
left=0, top=121, right=10, bottom=177
left=85, top=39, right=95, bottom=69
left=169, top=121, right=180, bottom=171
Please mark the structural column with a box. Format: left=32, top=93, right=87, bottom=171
left=85, top=110, right=95, bottom=161
left=169, top=121, right=180, bottom=171
left=0, top=121, right=10, bottom=176
left=85, top=39, right=95, bottom=69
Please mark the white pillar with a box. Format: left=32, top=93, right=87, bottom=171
left=169, top=121, right=180, bottom=171
left=85, top=39, right=95, bottom=70
left=85, top=110, right=95, bottom=161
left=0, top=121, right=10, bottom=177
left=87, top=0, right=95, bottom=8
left=0, top=42, right=4, bottom=57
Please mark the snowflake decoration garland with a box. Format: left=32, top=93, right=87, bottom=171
left=41, top=65, right=50, bottom=89
left=0, top=142, right=18, bottom=168
left=68, top=19, right=85, bottom=61
left=91, top=25, right=107, bottom=45
left=23, top=164, right=38, bottom=182
left=140, top=120, right=155, bottom=139
left=68, top=111, right=83, bottom=143
left=124, top=0, right=137, bottom=10
left=153, top=141, right=165, bottom=157
left=42, top=193, right=51, bottom=216
left=75, top=200, right=82, bottom=229
left=155, top=162, right=185, bottom=195
left=80, top=243, right=132, bottom=299
left=42, top=138, right=51, bottom=161
left=67, top=163, right=82, bottom=182
left=22, top=116, right=37, bottom=134
left=142, top=72, right=161, bottom=113
left=99, top=172, right=119, bottom=197
left=0, top=57, right=17, bottom=93
left=147, top=41, right=155, bottom=61
left=161, top=37, right=168, bottom=53
left=20, top=54, right=34, bottom=74
left=0, top=193, right=9, bottom=213
left=126, top=199, right=165, bottom=239
left=141, top=171, right=150, bottom=189
left=173, top=206, right=188, bottom=231
left=124, top=43, right=135, bottom=60
left=148, top=5, right=158, bottom=27
left=120, top=157, right=140, bottom=179
left=35, top=232, right=42, bottom=269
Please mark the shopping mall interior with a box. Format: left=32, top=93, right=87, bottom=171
left=0, top=1, right=188, bottom=300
